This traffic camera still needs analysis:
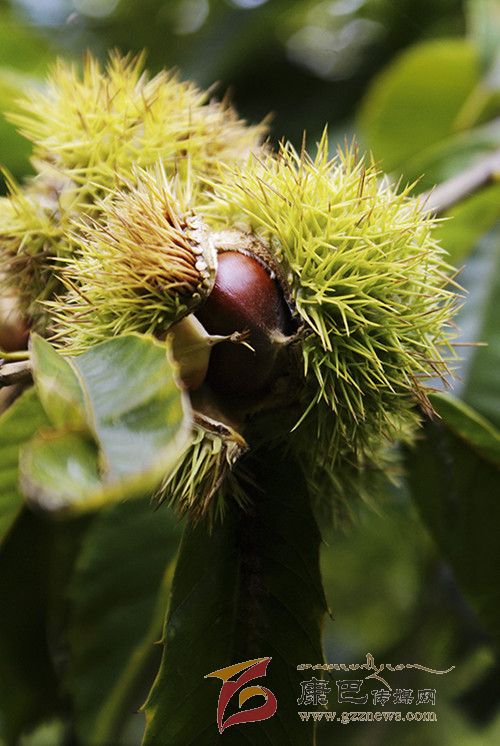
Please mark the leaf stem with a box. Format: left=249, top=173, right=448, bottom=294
left=0, top=349, right=30, bottom=361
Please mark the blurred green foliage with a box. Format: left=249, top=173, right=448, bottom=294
left=1, top=0, right=500, bottom=744
left=0, top=0, right=465, bottom=159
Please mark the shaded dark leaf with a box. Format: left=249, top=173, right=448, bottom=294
left=143, top=449, right=327, bottom=746
left=69, top=498, right=182, bottom=746
left=407, top=394, right=500, bottom=649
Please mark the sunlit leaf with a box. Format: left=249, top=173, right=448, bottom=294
left=31, top=334, right=87, bottom=431
left=21, top=335, right=192, bottom=512
left=20, top=431, right=103, bottom=512
left=68, top=335, right=190, bottom=486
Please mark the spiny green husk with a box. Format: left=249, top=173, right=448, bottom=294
left=0, top=52, right=267, bottom=329
left=204, top=134, right=458, bottom=519
left=209, top=135, right=456, bottom=413
left=290, top=397, right=418, bottom=525
left=8, top=52, right=266, bottom=186
left=48, top=166, right=217, bottom=351
left=154, top=417, right=250, bottom=524
left=0, top=165, right=79, bottom=329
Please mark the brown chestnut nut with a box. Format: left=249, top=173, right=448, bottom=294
left=196, top=250, right=290, bottom=396
left=0, top=297, right=29, bottom=354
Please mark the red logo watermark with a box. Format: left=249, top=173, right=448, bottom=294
left=205, top=657, right=278, bottom=733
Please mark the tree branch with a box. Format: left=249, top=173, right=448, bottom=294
left=0, top=360, right=32, bottom=388
left=421, top=148, right=500, bottom=215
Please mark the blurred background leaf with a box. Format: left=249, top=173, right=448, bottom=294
left=433, top=183, right=500, bottom=264
left=0, top=69, right=35, bottom=178
left=358, top=39, right=481, bottom=173
left=0, top=0, right=466, bottom=158
left=0, top=4, right=54, bottom=180
left=467, top=0, right=500, bottom=72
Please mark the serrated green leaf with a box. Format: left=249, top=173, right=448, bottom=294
left=407, top=397, right=500, bottom=649
left=68, top=498, right=182, bottom=746
left=143, top=450, right=327, bottom=746
left=31, top=334, right=87, bottom=431
left=0, top=387, right=49, bottom=544
left=20, top=335, right=192, bottom=512
left=359, top=39, right=480, bottom=173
